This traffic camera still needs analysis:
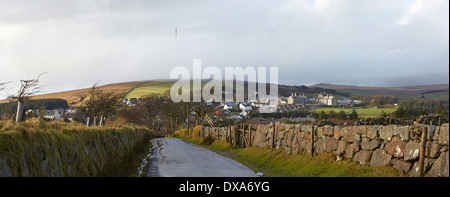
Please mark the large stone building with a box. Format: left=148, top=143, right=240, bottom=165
left=287, top=93, right=309, bottom=104
left=317, top=92, right=337, bottom=106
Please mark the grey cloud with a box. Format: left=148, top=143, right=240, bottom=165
left=0, top=0, right=448, bottom=99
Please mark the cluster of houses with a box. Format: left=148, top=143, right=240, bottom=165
left=216, top=92, right=362, bottom=117
left=25, top=108, right=79, bottom=121
left=122, top=97, right=139, bottom=107
left=281, top=92, right=361, bottom=107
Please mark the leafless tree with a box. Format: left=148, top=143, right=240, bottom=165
left=8, top=73, right=46, bottom=122
left=140, top=93, right=163, bottom=131
left=0, top=81, right=9, bottom=92
left=96, top=90, right=122, bottom=126
left=81, top=82, right=122, bottom=127
left=81, top=82, right=100, bottom=126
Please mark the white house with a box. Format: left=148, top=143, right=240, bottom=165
left=239, top=103, right=252, bottom=111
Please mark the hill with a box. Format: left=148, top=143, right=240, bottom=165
left=311, top=84, right=449, bottom=101
left=0, top=81, right=145, bottom=107
left=124, top=80, right=351, bottom=99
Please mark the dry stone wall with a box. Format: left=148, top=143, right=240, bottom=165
left=201, top=123, right=449, bottom=177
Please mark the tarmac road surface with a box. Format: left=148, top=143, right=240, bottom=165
left=145, top=138, right=258, bottom=177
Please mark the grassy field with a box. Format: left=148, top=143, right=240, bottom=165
left=124, top=80, right=234, bottom=99
left=309, top=107, right=398, bottom=118
left=125, top=80, right=176, bottom=99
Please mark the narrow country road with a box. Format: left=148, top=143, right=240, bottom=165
left=144, top=138, right=258, bottom=177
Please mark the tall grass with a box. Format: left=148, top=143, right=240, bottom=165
left=0, top=118, right=152, bottom=177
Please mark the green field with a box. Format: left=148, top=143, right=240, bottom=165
left=125, top=80, right=176, bottom=99
left=125, top=80, right=243, bottom=99
left=309, top=107, right=397, bottom=118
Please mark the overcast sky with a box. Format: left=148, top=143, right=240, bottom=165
left=0, top=0, right=448, bottom=99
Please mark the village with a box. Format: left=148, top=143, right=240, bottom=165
left=17, top=92, right=362, bottom=124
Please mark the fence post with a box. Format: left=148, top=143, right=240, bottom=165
left=248, top=125, right=252, bottom=147
left=272, top=123, right=276, bottom=148
left=311, top=126, right=315, bottom=157
left=419, top=127, right=428, bottom=177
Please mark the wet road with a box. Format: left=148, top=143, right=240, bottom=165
left=144, top=138, right=258, bottom=177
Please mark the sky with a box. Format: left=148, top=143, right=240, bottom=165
left=0, top=0, right=449, bottom=99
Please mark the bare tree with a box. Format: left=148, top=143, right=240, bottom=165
left=81, top=82, right=122, bottom=127
left=96, top=90, right=122, bottom=126
left=81, top=82, right=100, bottom=126
left=8, top=73, right=46, bottom=122
left=140, top=93, right=163, bottom=130
left=0, top=81, right=9, bottom=92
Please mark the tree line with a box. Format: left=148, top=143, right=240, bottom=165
left=0, top=98, right=69, bottom=115
left=350, top=95, right=399, bottom=107
left=392, top=99, right=448, bottom=120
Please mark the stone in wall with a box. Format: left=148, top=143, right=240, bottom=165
left=353, top=150, right=372, bottom=165
left=392, top=159, right=411, bottom=174
left=384, top=136, right=405, bottom=158
left=409, top=158, right=435, bottom=177
left=345, top=143, right=359, bottom=159
left=370, top=149, right=392, bottom=167
left=323, top=125, right=334, bottom=136
left=409, top=127, right=422, bottom=141
left=366, top=126, right=378, bottom=140
left=361, top=138, right=380, bottom=150
left=291, top=134, right=299, bottom=154
left=379, top=126, right=394, bottom=141
left=425, top=142, right=441, bottom=158
left=393, top=126, right=409, bottom=141
left=438, top=127, right=449, bottom=146
left=335, top=140, right=347, bottom=155
left=316, top=127, right=324, bottom=138
left=285, top=129, right=294, bottom=148
left=252, top=129, right=263, bottom=147
left=333, top=126, right=343, bottom=140
left=342, top=127, right=356, bottom=142
left=404, top=141, right=420, bottom=161
left=300, top=140, right=311, bottom=155
left=430, top=151, right=449, bottom=177
left=314, top=139, right=325, bottom=155
left=300, top=125, right=312, bottom=134
left=296, top=130, right=305, bottom=141
left=356, top=126, right=368, bottom=136
left=324, top=137, right=338, bottom=153
left=292, top=144, right=299, bottom=156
